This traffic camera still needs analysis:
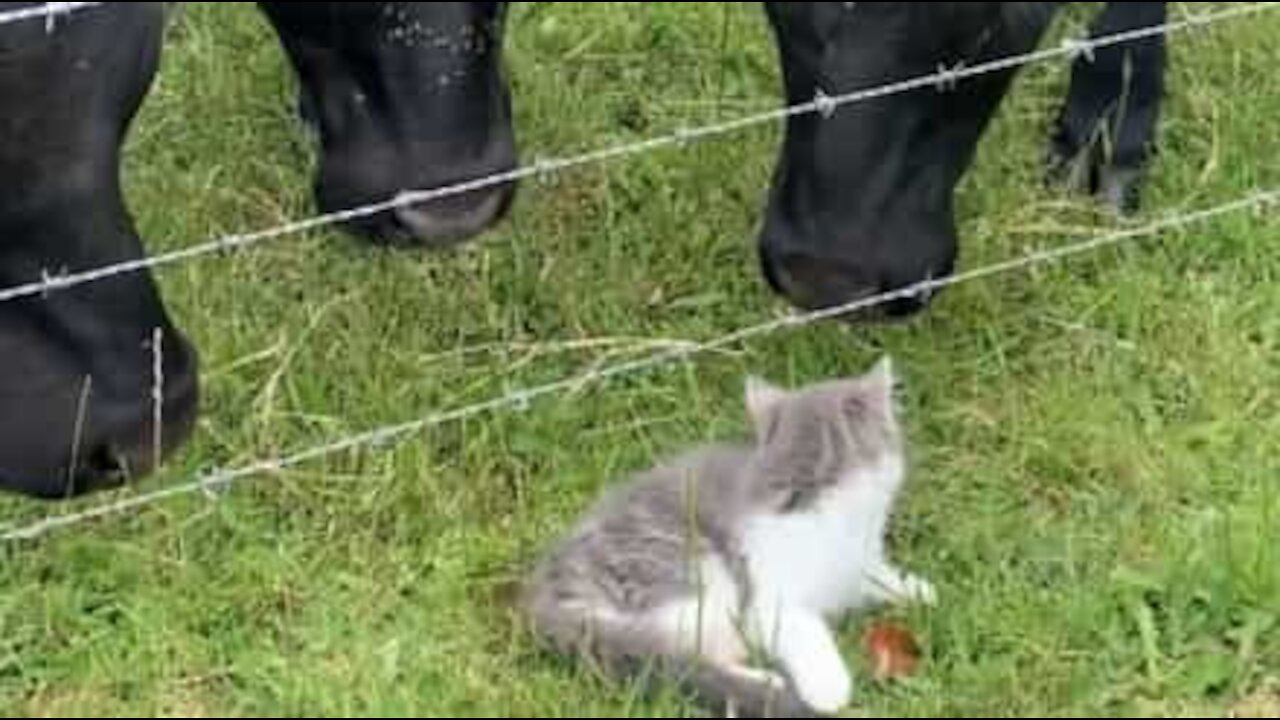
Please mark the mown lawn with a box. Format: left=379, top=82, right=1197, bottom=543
left=2, top=2, right=1277, bottom=716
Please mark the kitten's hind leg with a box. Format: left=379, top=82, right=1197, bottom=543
left=699, top=664, right=818, bottom=718
left=651, top=598, right=819, bottom=715
left=865, top=561, right=937, bottom=607
left=747, top=602, right=852, bottom=715
left=527, top=596, right=813, bottom=716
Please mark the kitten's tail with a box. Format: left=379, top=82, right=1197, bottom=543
left=522, top=591, right=818, bottom=718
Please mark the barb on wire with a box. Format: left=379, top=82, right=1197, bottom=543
left=0, top=2, right=102, bottom=29
left=3, top=187, right=1276, bottom=542
left=0, top=2, right=1273, bottom=305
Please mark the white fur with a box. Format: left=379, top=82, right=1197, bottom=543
left=736, top=454, right=932, bottom=713
left=646, top=556, right=748, bottom=665
left=749, top=603, right=851, bottom=713
left=743, top=456, right=907, bottom=616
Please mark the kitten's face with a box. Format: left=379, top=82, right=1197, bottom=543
left=744, top=358, right=903, bottom=482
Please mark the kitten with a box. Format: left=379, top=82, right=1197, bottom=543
left=521, top=357, right=935, bottom=717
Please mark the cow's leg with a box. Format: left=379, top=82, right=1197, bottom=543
left=1048, top=2, right=1168, bottom=213
left=0, top=2, right=199, bottom=499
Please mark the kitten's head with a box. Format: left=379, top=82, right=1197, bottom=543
left=743, top=357, right=904, bottom=504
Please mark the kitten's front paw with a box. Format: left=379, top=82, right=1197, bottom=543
left=901, top=575, right=937, bottom=606
left=793, top=661, right=852, bottom=715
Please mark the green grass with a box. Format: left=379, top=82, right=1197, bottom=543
left=2, top=2, right=1278, bottom=716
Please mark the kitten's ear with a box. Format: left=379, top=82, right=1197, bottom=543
left=745, top=375, right=786, bottom=426
left=869, top=355, right=895, bottom=388
left=860, top=355, right=898, bottom=405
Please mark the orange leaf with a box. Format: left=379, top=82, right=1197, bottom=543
left=863, top=621, right=923, bottom=681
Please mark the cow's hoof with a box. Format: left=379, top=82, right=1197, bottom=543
left=1046, top=144, right=1146, bottom=216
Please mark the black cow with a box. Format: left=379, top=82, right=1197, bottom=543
left=0, top=2, right=198, bottom=499
left=0, top=2, right=1167, bottom=499
left=259, top=2, right=518, bottom=245
left=0, top=1, right=519, bottom=499
left=759, top=2, right=1168, bottom=316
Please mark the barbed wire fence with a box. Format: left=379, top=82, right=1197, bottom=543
left=0, top=3, right=1276, bottom=542
left=4, top=188, right=1277, bottom=543
left=0, top=2, right=1274, bottom=304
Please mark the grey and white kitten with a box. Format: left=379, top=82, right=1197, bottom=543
left=521, top=357, right=936, bottom=717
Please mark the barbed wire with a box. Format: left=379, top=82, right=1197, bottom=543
left=0, top=2, right=101, bottom=29
left=0, top=2, right=1273, bottom=305
left=3, top=186, right=1276, bottom=542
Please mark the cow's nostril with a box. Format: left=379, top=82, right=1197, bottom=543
left=87, top=443, right=128, bottom=480
left=66, top=443, right=132, bottom=496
